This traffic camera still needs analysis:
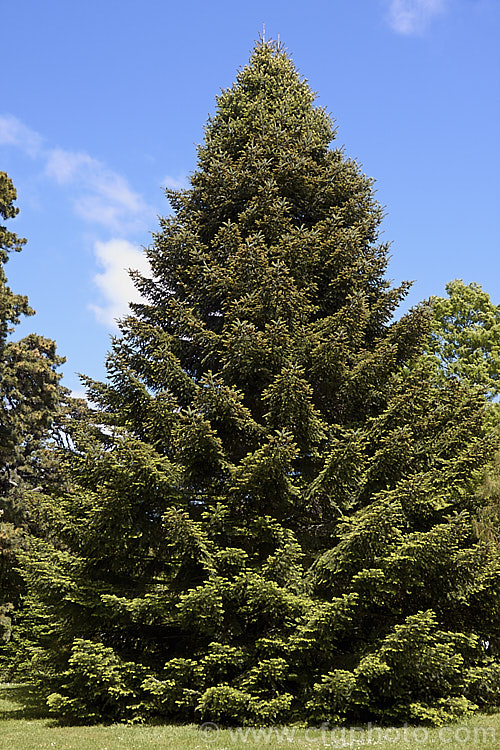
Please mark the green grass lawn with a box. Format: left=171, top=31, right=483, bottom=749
left=1, top=683, right=500, bottom=749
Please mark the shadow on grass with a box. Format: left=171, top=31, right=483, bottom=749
left=0, top=683, right=49, bottom=720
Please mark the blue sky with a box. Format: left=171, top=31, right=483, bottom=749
left=1, top=0, right=499, bottom=394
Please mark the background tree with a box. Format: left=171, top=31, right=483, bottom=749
left=19, top=42, right=500, bottom=726
left=425, top=279, right=500, bottom=547
left=0, top=171, right=65, bottom=667
left=427, top=279, right=500, bottom=401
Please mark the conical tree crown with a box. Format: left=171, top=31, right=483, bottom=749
left=193, top=42, right=336, bottom=235
left=123, top=40, right=420, bottom=429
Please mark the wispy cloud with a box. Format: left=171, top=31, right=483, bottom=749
left=162, top=174, right=189, bottom=191
left=44, top=149, right=94, bottom=183
left=45, top=148, right=152, bottom=232
left=70, top=388, right=89, bottom=402
left=89, top=238, right=150, bottom=327
left=1, top=115, right=153, bottom=233
left=387, top=0, right=447, bottom=34
left=0, top=114, right=43, bottom=156
left=1, top=113, right=157, bottom=328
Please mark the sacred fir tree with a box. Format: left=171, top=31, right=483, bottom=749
left=0, top=172, right=66, bottom=665
left=18, top=41, right=500, bottom=726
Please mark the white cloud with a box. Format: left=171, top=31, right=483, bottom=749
left=70, top=388, right=88, bottom=402
left=0, top=114, right=43, bottom=156
left=1, top=114, right=160, bottom=328
left=387, top=0, right=446, bottom=34
left=0, top=117, right=153, bottom=233
left=89, top=238, right=151, bottom=327
left=44, top=149, right=94, bottom=183
left=162, top=174, right=189, bottom=191
left=46, top=147, right=152, bottom=232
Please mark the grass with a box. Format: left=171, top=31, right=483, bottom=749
left=1, top=683, right=500, bottom=749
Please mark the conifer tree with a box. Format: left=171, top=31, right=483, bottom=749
left=20, top=42, right=500, bottom=725
left=0, top=172, right=65, bottom=661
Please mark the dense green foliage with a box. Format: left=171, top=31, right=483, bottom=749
left=0, top=172, right=65, bottom=661
left=428, top=279, right=500, bottom=401
left=426, top=279, right=500, bottom=541
left=17, top=42, right=500, bottom=726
